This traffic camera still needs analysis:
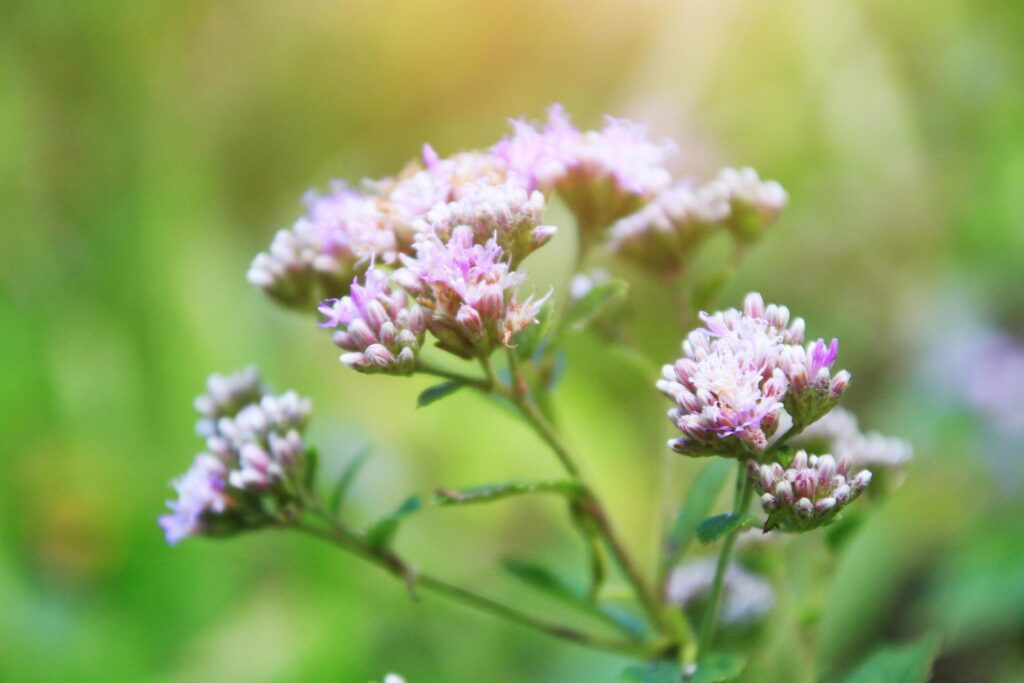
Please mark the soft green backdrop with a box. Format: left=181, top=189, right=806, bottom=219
left=2, top=1, right=1022, bottom=681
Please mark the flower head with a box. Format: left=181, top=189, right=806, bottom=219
left=751, top=450, right=871, bottom=532
left=414, top=176, right=555, bottom=266
left=318, top=266, right=426, bottom=374
left=659, top=293, right=849, bottom=458
left=160, top=369, right=314, bottom=545
left=395, top=226, right=547, bottom=358
left=607, top=168, right=787, bottom=272
left=494, top=105, right=675, bottom=234
left=247, top=183, right=398, bottom=308
left=194, top=366, right=264, bottom=437
left=779, top=338, right=850, bottom=430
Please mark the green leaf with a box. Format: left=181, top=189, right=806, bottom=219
left=554, top=279, right=628, bottom=341
left=328, top=445, right=372, bottom=514
left=416, top=380, right=464, bottom=408
left=690, top=654, right=746, bottom=683
left=666, top=460, right=732, bottom=564
left=303, top=447, right=319, bottom=492
left=696, top=513, right=759, bottom=545
left=514, top=300, right=551, bottom=360
left=365, top=495, right=422, bottom=550
left=621, top=661, right=680, bottom=683
left=843, top=635, right=941, bottom=683
left=433, top=479, right=582, bottom=506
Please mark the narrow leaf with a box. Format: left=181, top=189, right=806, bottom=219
left=434, top=479, right=582, bottom=506
left=690, top=654, right=746, bottom=683
left=554, top=279, right=628, bottom=341
left=843, top=635, right=941, bottom=683
left=666, top=459, right=732, bottom=564
left=697, top=513, right=759, bottom=545
left=366, top=495, right=422, bottom=550
left=328, top=445, right=372, bottom=514
left=417, top=380, right=464, bottom=408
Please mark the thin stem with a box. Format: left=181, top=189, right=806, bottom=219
left=696, top=461, right=754, bottom=659
left=416, top=360, right=491, bottom=391
left=502, top=347, right=669, bottom=637
left=293, top=514, right=648, bottom=657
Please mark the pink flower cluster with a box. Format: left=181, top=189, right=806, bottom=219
left=494, top=104, right=676, bottom=231
left=319, top=266, right=426, bottom=374
left=159, top=368, right=313, bottom=545
left=750, top=450, right=871, bottom=532
left=608, top=168, right=787, bottom=272
left=394, top=226, right=548, bottom=358
left=658, top=293, right=849, bottom=458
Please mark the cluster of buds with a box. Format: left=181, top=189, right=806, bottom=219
left=658, top=293, right=850, bottom=458
left=318, top=266, right=426, bottom=374
left=159, top=368, right=314, bottom=545
left=493, top=104, right=675, bottom=235
left=797, top=407, right=913, bottom=468
left=247, top=183, right=399, bottom=308
left=779, top=339, right=851, bottom=431
left=750, top=450, right=871, bottom=532
left=665, top=557, right=775, bottom=625
left=413, top=176, right=556, bottom=267
left=394, top=226, right=547, bottom=358
left=607, top=168, right=787, bottom=272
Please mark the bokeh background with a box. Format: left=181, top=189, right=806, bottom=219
left=2, top=0, right=1023, bottom=681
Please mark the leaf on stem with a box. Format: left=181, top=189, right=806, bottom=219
left=696, top=513, right=759, bottom=545
left=365, top=495, right=422, bottom=550
left=328, top=445, right=372, bottom=514
left=690, top=654, right=746, bottom=683
left=303, top=447, right=319, bottom=492
left=666, top=460, right=732, bottom=564
left=417, top=380, right=464, bottom=408
left=842, top=634, right=941, bottom=683
left=553, top=279, right=629, bottom=342
left=621, top=661, right=680, bottom=683
left=433, top=479, right=582, bottom=506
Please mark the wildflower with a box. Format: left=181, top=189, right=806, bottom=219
left=751, top=450, right=871, bottom=532
left=659, top=293, right=849, bottom=457
left=607, top=168, right=787, bottom=272
left=247, top=183, right=399, bottom=308
left=159, top=369, right=314, bottom=545
left=797, top=407, right=912, bottom=468
left=494, top=105, right=675, bottom=235
left=194, top=366, right=263, bottom=437
left=394, top=226, right=547, bottom=358
left=414, top=176, right=555, bottom=266
left=665, top=557, right=775, bottom=625
left=318, top=266, right=426, bottom=374
left=779, top=338, right=850, bottom=431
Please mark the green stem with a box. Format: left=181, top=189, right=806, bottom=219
left=416, top=360, right=491, bottom=391
left=696, top=461, right=754, bottom=659
left=295, top=510, right=649, bottom=658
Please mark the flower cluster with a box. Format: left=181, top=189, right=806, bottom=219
left=665, top=557, right=775, bottom=625
left=750, top=450, right=871, bottom=532
left=493, top=104, right=676, bottom=234
left=658, top=293, right=849, bottom=458
left=796, top=407, right=913, bottom=468
left=159, top=368, right=313, bottom=545
left=319, top=266, right=426, bottom=374
left=247, top=183, right=399, bottom=308
left=607, top=168, right=787, bottom=272
left=394, top=226, right=547, bottom=358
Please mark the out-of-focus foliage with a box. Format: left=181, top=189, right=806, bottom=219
left=1, top=0, right=1022, bottom=681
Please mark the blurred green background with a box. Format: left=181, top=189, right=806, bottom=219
left=2, top=0, right=1023, bottom=681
